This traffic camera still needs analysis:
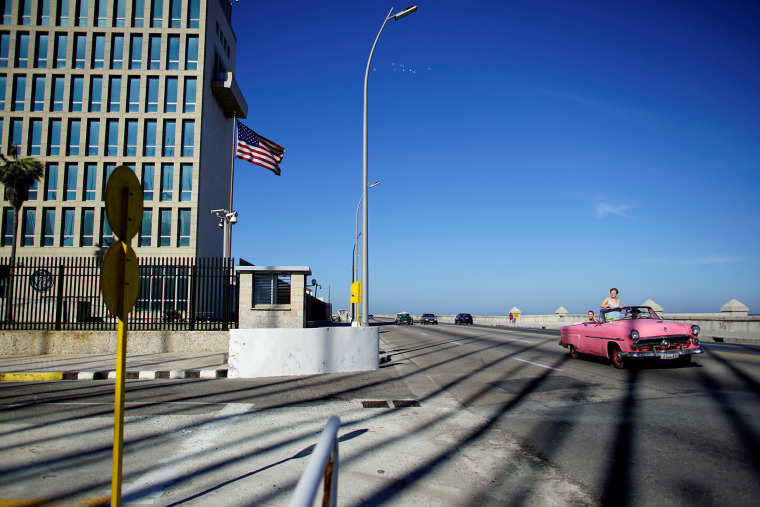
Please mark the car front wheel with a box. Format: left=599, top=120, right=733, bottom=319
left=610, top=344, right=625, bottom=369
left=569, top=345, right=579, bottom=359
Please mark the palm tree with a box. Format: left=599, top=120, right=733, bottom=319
left=0, top=143, right=44, bottom=321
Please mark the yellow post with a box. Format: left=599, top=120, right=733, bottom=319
left=111, top=317, right=127, bottom=507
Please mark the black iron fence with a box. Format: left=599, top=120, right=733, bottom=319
left=0, top=257, right=238, bottom=331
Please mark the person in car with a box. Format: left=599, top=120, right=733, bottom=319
left=586, top=310, right=597, bottom=322
left=601, top=288, right=622, bottom=321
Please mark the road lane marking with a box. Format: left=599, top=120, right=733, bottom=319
left=513, top=358, right=561, bottom=371
left=449, top=341, right=463, bottom=345
left=510, top=339, right=534, bottom=344
left=0, top=402, right=253, bottom=408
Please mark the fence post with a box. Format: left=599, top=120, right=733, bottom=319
left=54, top=261, right=65, bottom=330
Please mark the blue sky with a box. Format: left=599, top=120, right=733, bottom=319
left=227, top=0, right=760, bottom=315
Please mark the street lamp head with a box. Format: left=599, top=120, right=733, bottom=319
left=393, top=5, right=417, bottom=20
left=368, top=181, right=381, bottom=189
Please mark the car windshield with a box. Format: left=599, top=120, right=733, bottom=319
left=462, top=314, right=471, bottom=318
left=423, top=314, right=434, bottom=317
left=616, top=307, right=657, bottom=320
left=397, top=313, right=409, bottom=317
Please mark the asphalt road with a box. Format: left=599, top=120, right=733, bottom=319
left=0, top=321, right=758, bottom=506
left=379, top=319, right=760, bottom=506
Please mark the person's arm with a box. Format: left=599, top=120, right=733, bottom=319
left=601, top=298, right=610, bottom=308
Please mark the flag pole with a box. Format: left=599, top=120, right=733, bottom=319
left=228, top=112, right=236, bottom=261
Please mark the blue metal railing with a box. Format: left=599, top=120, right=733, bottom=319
left=289, top=416, right=340, bottom=507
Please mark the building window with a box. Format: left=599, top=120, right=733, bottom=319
left=162, top=120, right=174, bottom=156
left=183, top=78, right=196, bottom=113
left=111, top=34, right=124, bottom=69
left=51, top=75, right=64, bottom=111
left=102, top=163, right=115, bottom=198
left=73, top=33, right=86, bottom=68
left=89, top=76, right=102, bottom=112
left=125, top=119, right=137, bottom=156
left=84, top=162, right=96, bottom=200
left=158, top=208, right=171, bottom=246
left=148, top=35, right=160, bottom=69
left=167, top=35, right=179, bottom=69
left=168, top=0, right=180, bottom=27
left=106, top=119, right=118, bottom=156
left=182, top=121, right=194, bottom=157
left=22, top=208, right=35, bottom=246
left=29, top=119, right=42, bottom=155
left=19, top=0, right=32, bottom=25
left=12, top=75, right=25, bottom=111
left=108, top=76, right=121, bottom=112
left=80, top=208, right=94, bottom=246
left=61, top=208, right=75, bottom=246
left=31, top=75, right=45, bottom=111
left=151, top=0, right=163, bottom=28
left=143, top=120, right=156, bottom=156
left=28, top=179, right=38, bottom=200
left=178, top=209, right=190, bottom=247
left=1, top=208, right=12, bottom=246
left=75, top=0, right=88, bottom=26
left=1, top=2, right=10, bottom=24
left=129, top=35, right=142, bottom=69
left=100, top=208, right=112, bottom=246
left=127, top=76, right=140, bottom=112
left=0, top=75, right=5, bottom=109
left=45, top=163, right=58, bottom=200
left=10, top=118, right=23, bottom=148
left=160, top=163, right=172, bottom=201
left=42, top=208, right=55, bottom=246
left=141, top=163, right=154, bottom=200
left=92, top=33, right=104, bottom=68
left=67, top=120, right=80, bottom=156
left=139, top=208, right=151, bottom=246
left=133, top=0, right=144, bottom=27
left=146, top=76, right=158, bottom=112
left=70, top=75, right=83, bottom=111
left=35, top=33, right=48, bottom=67
left=164, top=76, right=177, bottom=112
left=54, top=33, right=66, bottom=68
left=0, top=32, right=8, bottom=67
left=16, top=33, right=29, bottom=68
left=114, top=0, right=125, bottom=27
left=86, top=120, right=99, bottom=156
left=56, top=0, right=69, bottom=26
left=179, top=164, right=192, bottom=202
left=188, top=0, right=200, bottom=28
left=38, top=0, right=52, bottom=26
left=94, top=0, right=106, bottom=27
left=254, top=274, right=291, bottom=305
left=47, top=120, right=61, bottom=156
left=64, top=163, right=77, bottom=200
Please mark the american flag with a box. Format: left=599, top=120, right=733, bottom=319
left=235, top=120, right=285, bottom=175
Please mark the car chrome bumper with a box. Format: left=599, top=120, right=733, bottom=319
left=622, top=345, right=704, bottom=359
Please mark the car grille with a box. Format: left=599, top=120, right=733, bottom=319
left=636, top=335, right=692, bottom=349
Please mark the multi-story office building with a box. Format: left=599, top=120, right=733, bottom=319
left=0, top=0, right=247, bottom=259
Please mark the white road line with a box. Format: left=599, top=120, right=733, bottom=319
left=449, top=341, right=463, bottom=345
left=513, top=358, right=561, bottom=371
left=511, top=339, right=534, bottom=344
left=122, top=403, right=253, bottom=504
left=0, top=401, right=253, bottom=408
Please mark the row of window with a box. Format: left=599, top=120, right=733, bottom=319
left=9, top=162, right=193, bottom=205
left=3, top=117, right=196, bottom=159
left=1, top=31, right=200, bottom=71
left=0, top=74, right=197, bottom=114
left=2, top=206, right=192, bottom=248
left=2, top=0, right=202, bottom=30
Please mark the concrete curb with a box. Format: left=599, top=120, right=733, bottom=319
left=0, top=369, right=229, bottom=381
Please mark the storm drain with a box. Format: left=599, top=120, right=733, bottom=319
left=392, top=400, right=421, bottom=408
left=362, top=401, right=390, bottom=409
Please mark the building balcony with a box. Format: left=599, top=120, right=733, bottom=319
left=211, top=72, right=248, bottom=119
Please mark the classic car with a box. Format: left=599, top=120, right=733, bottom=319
left=455, top=313, right=473, bottom=325
left=395, top=312, right=413, bottom=325
left=420, top=313, right=438, bottom=325
left=559, top=306, right=704, bottom=368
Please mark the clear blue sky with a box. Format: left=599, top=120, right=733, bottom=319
left=227, top=0, right=760, bottom=315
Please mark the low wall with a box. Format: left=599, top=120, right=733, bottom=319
left=228, top=326, right=379, bottom=378
left=0, top=330, right=230, bottom=356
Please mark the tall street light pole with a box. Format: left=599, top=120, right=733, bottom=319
left=352, top=181, right=379, bottom=324
left=361, top=5, right=417, bottom=327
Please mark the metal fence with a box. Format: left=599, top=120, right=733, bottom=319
left=0, top=256, right=238, bottom=331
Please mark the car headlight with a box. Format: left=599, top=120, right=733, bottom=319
left=691, top=325, right=700, bottom=336
left=629, top=330, right=639, bottom=340
left=693, top=337, right=700, bottom=346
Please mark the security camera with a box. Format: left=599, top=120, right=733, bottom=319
left=218, top=219, right=224, bottom=229
left=229, top=215, right=237, bottom=224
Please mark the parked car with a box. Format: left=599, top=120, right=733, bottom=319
left=395, top=312, right=413, bottom=325
left=559, top=306, right=704, bottom=369
left=420, top=313, right=438, bottom=325
left=455, top=313, right=473, bottom=325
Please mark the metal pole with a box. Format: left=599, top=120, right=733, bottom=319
left=362, top=9, right=393, bottom=326
left=222, top=217, right=229, bottom=260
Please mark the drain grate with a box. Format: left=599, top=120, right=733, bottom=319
left=392, top=400, right=421, bottom=408
left=362, top=400, right=390, bottom=409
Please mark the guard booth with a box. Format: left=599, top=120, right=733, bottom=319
left=236, top=265, right=317, bottom=328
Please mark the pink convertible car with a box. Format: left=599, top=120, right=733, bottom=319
left=559, top=306, right=704, bottom=368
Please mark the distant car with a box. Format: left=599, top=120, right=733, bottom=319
left=455, top=313, right=473, bottom=325
left=368, top=314, right=374, bottom=319
left=395, top=312, right=413, bottom=325
left=420, top=313, right=438, bottom=325
left=559, top=306, right=704, bottom=369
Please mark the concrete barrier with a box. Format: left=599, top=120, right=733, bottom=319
left=228, top=326, right=379, bottom=378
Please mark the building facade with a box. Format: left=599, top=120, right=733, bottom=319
left=0, top=0, right=247, bottom=259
